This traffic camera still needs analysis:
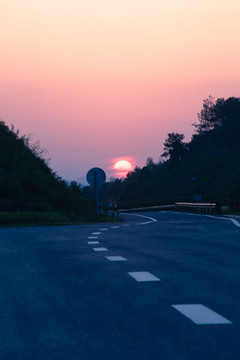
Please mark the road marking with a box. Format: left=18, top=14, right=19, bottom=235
left=230, top=218, right=240, bottom=227
left=122, top=213, right=158, bottom=225
left=100, top=228, right=109, bottom=231
left=93, top=247, right=108, bottom=252
left=206, top=215, right=240, bottom=228
left=88, top=236, right=98, bottom=239
left=92, top=232, right=101, bottom=235
left=106, top=256, right=127, bottom=261
left=171, top=211, right=240, bottom=228
left=172, top=304, right=232, bottom=325
left=128, top=271, right=160, bottom=282
left=88, top=241, right=99, bottom=244
left=123, top=224, right=130, bottom=227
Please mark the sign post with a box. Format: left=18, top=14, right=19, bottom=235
left=87, top=167, right=106, bottom=215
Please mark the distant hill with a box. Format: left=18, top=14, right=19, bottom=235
left=67, top=176, right=111, bottom=187
left=65, top=177, right=88, bottom=187
left=74, top=176, right=88, bottom=186
left=0, top=121, right=94, bottom=216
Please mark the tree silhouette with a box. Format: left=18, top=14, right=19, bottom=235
left=162, top=133, right=188, bottom=163
left=193, top=96, right=240, bottom=136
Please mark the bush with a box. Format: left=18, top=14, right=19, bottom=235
left=0, top=212, right=70, bottom=225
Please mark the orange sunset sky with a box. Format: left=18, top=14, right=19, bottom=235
left=0, top=0, right=240, bottom=181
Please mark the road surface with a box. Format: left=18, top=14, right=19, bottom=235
left=0, top=211, right=240, bottom=359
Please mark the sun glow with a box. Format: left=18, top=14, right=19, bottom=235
left=113, top=159, right=133, bottom=178
left=114, top=160, right=132, bottom=171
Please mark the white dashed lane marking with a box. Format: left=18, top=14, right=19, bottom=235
left=87, top=217, right=236, bottom=327
left=128, top=271, right=161, bottom=282
left=172, top=304, right=232, bottom=325
left=106, top=256, right=127, bottom=261
left=93, top=247, right=109, bottom=252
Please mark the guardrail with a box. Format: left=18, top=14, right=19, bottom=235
left=119, top=202, right=217, bottom=214
left=175, top=202, right=216, bottom=213
left=118, top=205, right=175, bottom=213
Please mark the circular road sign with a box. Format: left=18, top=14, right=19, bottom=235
left=86, top=167, right=106, bottom=187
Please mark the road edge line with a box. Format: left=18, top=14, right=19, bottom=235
left=121, top=212, right=158, bottom=225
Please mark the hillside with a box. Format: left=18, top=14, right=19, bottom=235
left=0, top=121, right=94, bottom=218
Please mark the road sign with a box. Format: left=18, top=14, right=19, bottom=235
left=86, top=168, right=106, bottom=215
left=194, top=194, right=202, bottom=201
left=87, top=168, right=106, bottom=187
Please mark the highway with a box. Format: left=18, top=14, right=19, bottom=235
left=0, top=211, right=240, bottom=359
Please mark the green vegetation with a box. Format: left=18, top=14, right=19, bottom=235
left=0, top=211, right=69, bottom=225
left=101, top=96, right=240, bottom=213
left=0, top=121, right=95, bottom=224
left=0, top=211, right=120, bottom=227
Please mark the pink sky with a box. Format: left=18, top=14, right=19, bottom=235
left=1, top=0, right=240, bottom=182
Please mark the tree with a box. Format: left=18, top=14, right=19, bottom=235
left=146, top=157, right=157, bottom=170
left=193, top=96, right=219, bottom=134
left=69, top=181, right=82, bottom=197
left=161, top=133, right=188, bottom=163
left=193, top=96, right=240, bottom=135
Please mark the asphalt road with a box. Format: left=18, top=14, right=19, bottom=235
left=0, top=211, right=240, bottom=360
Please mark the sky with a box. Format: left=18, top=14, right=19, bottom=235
left=1, top=0, right=240, bottom=182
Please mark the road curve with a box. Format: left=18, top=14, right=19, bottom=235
left=0, top=211, right=239, bottom=360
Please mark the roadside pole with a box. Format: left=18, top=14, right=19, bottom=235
left=87, top=167, right=106, bottom=215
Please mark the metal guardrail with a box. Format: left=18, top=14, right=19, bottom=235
left=175, top=202, right=216, bottom=208
left=175, top=202, right=216, bottom=213
left=119, top=205, right=175, bottom=213
left=119, top=202, right=217, bottom=214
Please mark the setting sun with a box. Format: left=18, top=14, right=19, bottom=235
left=113, top=159, right=133, bottom=178
left=114, top=160, right=132, bottom=171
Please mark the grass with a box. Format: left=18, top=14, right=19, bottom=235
left=221, top=205, right=231, bottom=214
left=0, top=211, right=121, bottom=227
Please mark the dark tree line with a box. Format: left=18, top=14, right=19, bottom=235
left=100, top=96, right=240, bottom=211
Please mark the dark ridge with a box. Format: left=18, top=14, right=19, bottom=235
left=0, top=121, right=94, bottom=219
